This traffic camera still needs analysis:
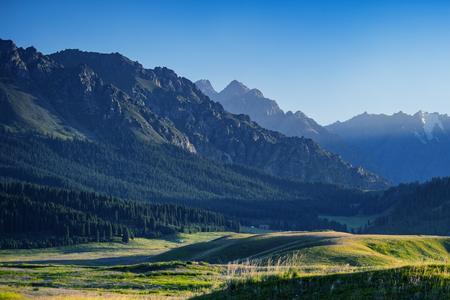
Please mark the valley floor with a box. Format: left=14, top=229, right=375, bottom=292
left=1, top=231, right=450, bottom=299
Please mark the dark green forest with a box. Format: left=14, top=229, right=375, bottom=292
left=367, top=177, right=450, bottom=235
left=0, top=129, right=361, bottom=231
left=0, top=182, right=239, bottom=249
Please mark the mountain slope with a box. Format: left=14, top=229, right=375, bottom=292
left=326, top=111, right=450, bottom=183
left=0, top=41, right=195, bottom=152
left=47, top=47, right=386, bottom=189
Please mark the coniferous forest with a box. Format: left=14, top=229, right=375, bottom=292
left=0, top=182, right=239, bottom=249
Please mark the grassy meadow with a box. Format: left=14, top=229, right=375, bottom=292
left=0, top=233, right=232, bottom=266
left=1, top=231, right=450, bottom=299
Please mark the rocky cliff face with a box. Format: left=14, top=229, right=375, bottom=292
left=0, top=39, right=387, bottom=189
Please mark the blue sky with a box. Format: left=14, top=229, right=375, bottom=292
left=1, top=0, right=450, bottom=124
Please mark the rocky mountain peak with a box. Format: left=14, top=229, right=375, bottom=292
left=413, top=111, right=445, bottom=141
left=294, top=111, right=308, bottom=119
left=195, top=79, right=217, bottom=99
left=0, top=39, right=60, bottom=83
left=220, top=80, right=249, bottom=98
left=0, top=39, right=28, bottom=78
left=0, top=39, right=16, bottom=51
left=247, top=88, right=264, bottom=98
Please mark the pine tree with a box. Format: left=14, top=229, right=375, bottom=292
left=122, top=228, right=130, bottom=243
left=107, top=224, right=113, bottom=240
left=65, top=226, right=70, bottom=240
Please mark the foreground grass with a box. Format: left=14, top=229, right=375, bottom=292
left=0, top=290, right=25, bottom=300
left=0, top=261, right=223, bottom=299
left=196, top=265, right=450, bottom=300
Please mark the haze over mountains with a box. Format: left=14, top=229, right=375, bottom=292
left=196, top=79, right=450, bottom=184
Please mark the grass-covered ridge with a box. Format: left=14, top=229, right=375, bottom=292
left=1, top=231, right=450, bottom=299
left=154, top=231, right=450, bottom=270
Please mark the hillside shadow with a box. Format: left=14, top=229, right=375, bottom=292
left=152, top=233, right=338, bottom=264
left=7, top=254, right=153, bottom=266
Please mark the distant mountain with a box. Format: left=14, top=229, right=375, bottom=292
left=326, top=111, right=450, bottom=183
left=196, top=79, right=339, bottom=146
left=195, top=79, right=218, bottom=99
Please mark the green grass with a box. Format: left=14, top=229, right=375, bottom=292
left=0, top=82, right=81, bottom=139
left=154, top=231, right=450, bottom=270
left=1, top=231, right=450, bottom=299
left=319, top=214, right=391, bottom=231
left=0, top=232, right=232, bottom=266
left=0, top=291, right=25, bottom=300
left=0, top=261, right=222, bottom=298
left=195, top=265, right=450, bottom=300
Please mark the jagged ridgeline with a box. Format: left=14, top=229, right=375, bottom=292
left=0, top=38, right=386, bottom=190
left=0, top=182, right=239, bottom=249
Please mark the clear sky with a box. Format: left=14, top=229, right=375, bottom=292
left=1, top=0, right=450, bottom=124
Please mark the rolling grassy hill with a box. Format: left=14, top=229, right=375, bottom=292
left=1, top=231, right=450, bottom=299
left=153, top=231, right=450, bottom=270
left=0, top=232, right=232, bottom=266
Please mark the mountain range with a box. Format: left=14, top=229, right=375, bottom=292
left=0, top=38, right=394, bottom=234
left=196, top=79, right=450, bottom=183
left=327, top=111, right=450, bottom=183
left=0, top=39, right=385, bottom=190
left=2, top=38, right=450, bottom=240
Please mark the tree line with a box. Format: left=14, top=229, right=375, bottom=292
left=0, top=182, right=239, bottom=249
left=364, top=177, right=450, bottom=235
